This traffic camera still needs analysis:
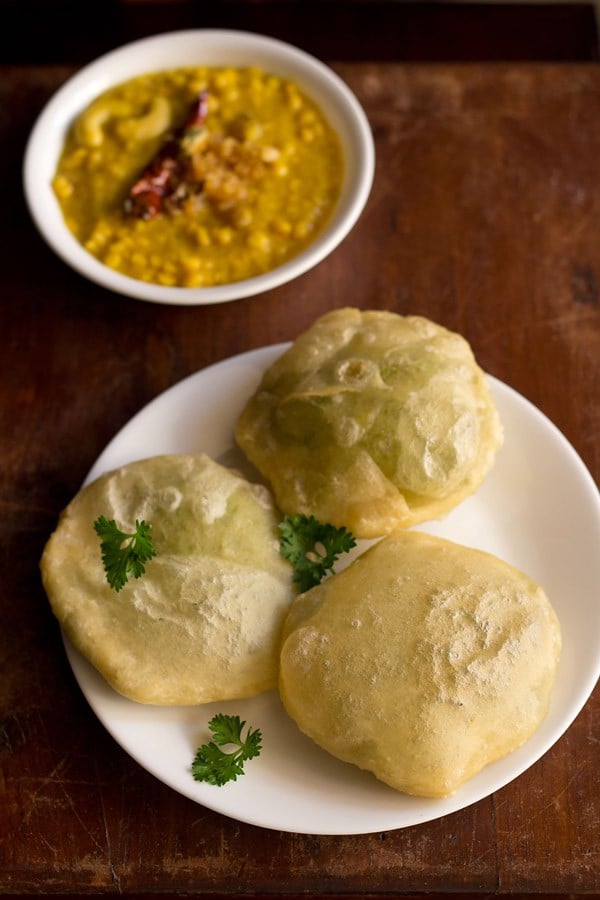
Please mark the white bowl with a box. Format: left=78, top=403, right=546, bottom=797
left=23, top=29, right=375, bottom=305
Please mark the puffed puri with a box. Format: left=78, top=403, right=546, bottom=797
left=278, top=530, right=561, bottom=798
left=40, top=453, right=294, bottom=705
left=235, top=307, right=504, bottom=538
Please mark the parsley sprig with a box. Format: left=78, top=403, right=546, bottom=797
left=192, top=714, right=262, bottom=786
left=93, top=516, right=156, bottom=592
left=279, top=513, right=357, bottom=592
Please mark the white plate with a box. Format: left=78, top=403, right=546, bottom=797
left=63, top=343, right=600, bottom=834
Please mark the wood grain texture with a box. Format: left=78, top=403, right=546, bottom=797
left=0, top=61, right=598, bottom=894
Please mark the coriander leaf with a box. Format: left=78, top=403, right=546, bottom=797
left=93, top=515, right=156, bottom=592
left=192, top=714, right=262, bottom=786
left=279, top=513, right=357, bottom=592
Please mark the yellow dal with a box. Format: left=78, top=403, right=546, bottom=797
left=52, top=67, right=343, bottom=288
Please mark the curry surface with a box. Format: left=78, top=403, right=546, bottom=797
left=53, top=66, right=343, bottom=287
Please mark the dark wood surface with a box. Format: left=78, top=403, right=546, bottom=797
left=1, top=7, right=599, bottom=897
left=1, top=0, right=599, bottom=63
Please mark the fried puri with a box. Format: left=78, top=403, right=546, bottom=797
left=236, top=308, right=503, bottom=538
left=279, top=530, right=561, bottom=798
left=41, top=453, right=294, bottom=704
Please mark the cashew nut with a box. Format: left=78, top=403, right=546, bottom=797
left=115, top=96, right=172, bottom=143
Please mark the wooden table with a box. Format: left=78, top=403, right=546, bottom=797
left=1, top=30, right=599, bottom=899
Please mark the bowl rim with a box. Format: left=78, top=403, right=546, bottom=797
left=23, top=28, right=375, bottom=306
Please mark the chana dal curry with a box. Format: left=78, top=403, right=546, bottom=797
left=53, top=66, right=343, bottom=287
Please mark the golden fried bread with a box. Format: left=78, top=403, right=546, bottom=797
left=41, top=454, right=294, bottom=704
left=279, top=530, right=561, bottom=797
left=236, top=308, right=503, bottom=538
